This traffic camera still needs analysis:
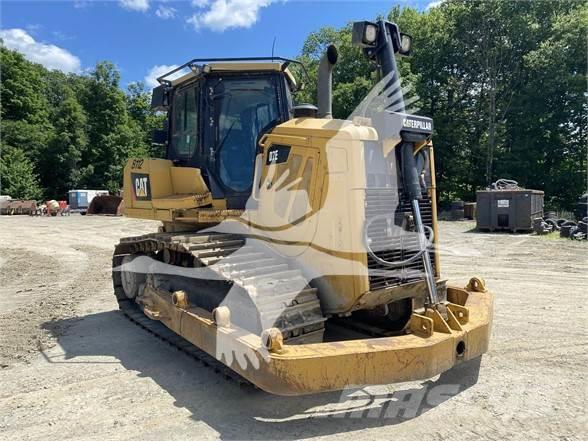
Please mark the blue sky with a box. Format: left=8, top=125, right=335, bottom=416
left=1, top=0, right=436, bottom=89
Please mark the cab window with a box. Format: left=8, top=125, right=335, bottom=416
left=171, top=85, right=199, bottom=159
left=213, top=76, right=280, bottom=192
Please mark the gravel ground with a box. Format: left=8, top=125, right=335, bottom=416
left=0, top=215, right=586, bottom=441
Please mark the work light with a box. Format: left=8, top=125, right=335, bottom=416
left=352, top=21, right=379, bottom=47
left=398, top=33, right=413, bottom=56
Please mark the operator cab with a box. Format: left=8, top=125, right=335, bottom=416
left=152, top=60, right=300, bottom=209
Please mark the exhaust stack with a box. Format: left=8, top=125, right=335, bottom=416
left=317, top=44, right=338, bottom=119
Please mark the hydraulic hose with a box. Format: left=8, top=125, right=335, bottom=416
left=412, top=199, right=439, bottom=305
left=401, top=136, right=439, bottom=305
left=364, top=214, right=434, bottom=268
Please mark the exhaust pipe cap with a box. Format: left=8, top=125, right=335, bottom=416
left=326, top=44, right=338, bottom=64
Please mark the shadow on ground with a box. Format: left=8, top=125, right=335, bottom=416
left=42, top=310, right=481, bottom=440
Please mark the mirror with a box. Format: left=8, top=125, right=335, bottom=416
left=151, top=85, right=169, bottom=110
left=399, top=33, right=413, bottom=56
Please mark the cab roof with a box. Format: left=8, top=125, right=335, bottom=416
left=157, top=57, right=306, bottom=90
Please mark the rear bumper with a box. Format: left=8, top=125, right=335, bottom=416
left=145, top=282, right=493, bottom=396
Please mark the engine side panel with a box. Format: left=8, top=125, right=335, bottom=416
left=256, top=118, right=440, bottom=315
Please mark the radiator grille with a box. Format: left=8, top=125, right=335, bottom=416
left=365, top=188, right=436, bottom=291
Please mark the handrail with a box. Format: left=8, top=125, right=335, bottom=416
left=157, top=56, right=311, bottom=86
left=251, top=154, right=264, bottom=202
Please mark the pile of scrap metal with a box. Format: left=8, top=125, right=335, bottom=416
left=32, top=200, right=70, bottom=216
left=0, top=198, right=37, bottom=215
left=489, top=178, right=521, bottom=190
left=533, top=215, right=588, bottom=240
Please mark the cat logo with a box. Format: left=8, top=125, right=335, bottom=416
left=136, top=178, right=148, bottom=197
left=131, top=173, right=151, bottom=201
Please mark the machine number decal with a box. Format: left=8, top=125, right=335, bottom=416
left=266, top=144, right=291, bottom=165
left=131, top=173, right=151, bottom=201
left=131, top=159, right=144, bottom=169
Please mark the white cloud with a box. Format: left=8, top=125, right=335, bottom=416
left=192, top=0, right=210, bottom=7
left=426, top=0, right=445, bottom=9
left=187, top=0, right=274, bottom=32
left=0, top=28, right=81, bottom=73
left=119, top=0, right=150, bottom=12
left=144, top=64, right=180, bottom=89
left=155, top=5, right=176, bottom=19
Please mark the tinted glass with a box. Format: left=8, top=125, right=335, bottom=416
left=213, top=76, right=280, bottom=192
left=171, top=86, right=198, bottom=159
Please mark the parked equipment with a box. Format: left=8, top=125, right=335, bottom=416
left=87, top=194, right=123, bottom=216
left=68, top=190, right=109, bottom=214
left=575, top=194, right=588, bottom=221
left=450, top=200, right=465, bottom=220
left=463, top=202, right=476, bottom=220
left=111, top=20, right=493, bottom=395
left=476, top=179, right=543, bottom=232
left=45, top=200, right=61, bottom=216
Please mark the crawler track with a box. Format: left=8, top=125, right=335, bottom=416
left=112, top=231, right=326, bottom=383
left=118, top=299, right=251, bottom=386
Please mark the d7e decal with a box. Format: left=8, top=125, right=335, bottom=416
left=266, top=144, right=291, bottom=165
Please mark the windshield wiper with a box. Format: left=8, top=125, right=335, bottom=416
left=215, top=119, right=237, bottom=154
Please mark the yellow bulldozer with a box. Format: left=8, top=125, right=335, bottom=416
left=112, top=20, right=493, bottom=395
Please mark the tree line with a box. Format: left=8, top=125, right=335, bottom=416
left=0, top=50, right=163, bottom=200
left=1, top=0, right=586, bottom=209
left=296, top=0, right=587, bottom=209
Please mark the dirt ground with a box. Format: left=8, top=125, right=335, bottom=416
left=0, top=215, right=586, bottom=441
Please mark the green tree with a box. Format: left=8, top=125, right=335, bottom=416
left=501, top=3, right=588, bottom=208
left=294, top=0, right=587, bottom=209
left=0, top=47, right=48, bottom=123
left=39, top=85, right=89, bottom=197
left=126, top=81, right=166, bottom=157
left=80, top=61, right=148, bottom=191
left=0, top=146, right=43, bottom=199
left=0, top=48, right=156, bottom=198
left=1, top=4, right=585, bottom=209
left=295, top=25, right=378, bottom=119
left=0, top=47, right=53, bottom=163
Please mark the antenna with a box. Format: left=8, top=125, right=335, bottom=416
left=271, top=36, right=277, bottom=60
